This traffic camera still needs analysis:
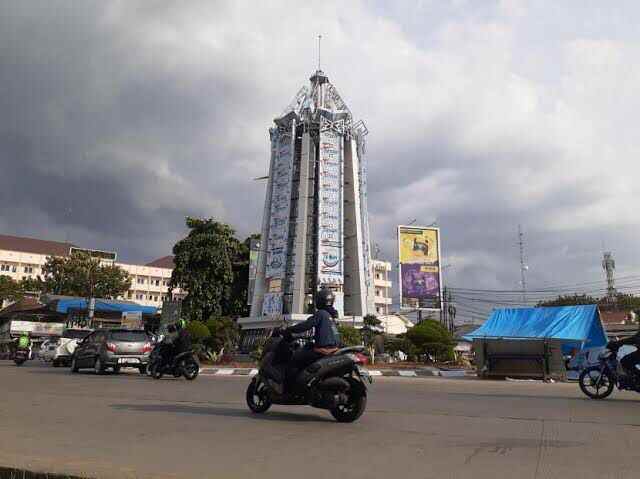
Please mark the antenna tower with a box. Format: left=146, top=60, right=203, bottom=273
left=518, top=224, right=527, bottom=304
left=602, top=251, right=616, bottom=302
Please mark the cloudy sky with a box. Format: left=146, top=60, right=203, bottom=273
left=2, top=1, right=639, bottom=318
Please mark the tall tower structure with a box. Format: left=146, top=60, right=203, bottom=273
left=602, top=251, right=616, bottom=302
left=246, top=69, right=375, bottom=328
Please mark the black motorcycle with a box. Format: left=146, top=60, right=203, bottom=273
left=148, top=342, right=199, bottom=380
left=246, top=331, right=371, bottom=423
left=14, top=348, right=29, bottom=366
left=579, top=345, right=640, bottom=399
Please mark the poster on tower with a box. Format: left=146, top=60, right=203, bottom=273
left=398, top=226, right=442, bottom=311
left=262, top=124, right=295, bottom=316
left=317, top=126, right=344, bottom=285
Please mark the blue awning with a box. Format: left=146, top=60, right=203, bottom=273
left=53, top=298, right=157, bottom=315
left=464, top=305, right=607, bottom=351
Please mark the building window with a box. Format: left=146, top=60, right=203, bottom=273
left=24, top=266, right=33, bottom=274
left=162, top=280, right=168, bottom=287
left=137, top=277, right=145, bottom=284
left=376, top=307, right=380, bottom=314
left=376, top=273, right=380, bottom=279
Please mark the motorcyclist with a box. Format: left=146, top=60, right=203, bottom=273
left=609, top=330, right=640, bottom=378
left=282, top=288, right=341, bottom=378
left=173, top=319, right=192, bottom=356
left=17, top=332, right=31, bottom=350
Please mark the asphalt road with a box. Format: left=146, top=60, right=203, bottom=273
left=1, top=362, right=639, bottom=479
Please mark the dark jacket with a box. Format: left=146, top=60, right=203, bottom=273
left=287, top=309, right=340, bottom=348
left=620, top=331, right=640, bottom=346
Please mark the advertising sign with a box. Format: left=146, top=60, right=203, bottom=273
left=263, top=123, right=295, bottom=316
left=121, top=311, right=143, bottom=330
left=398, top=226, right=442, bottom=310
left=9, top=321, right=64, bottom=337
left=247, top=237, right=260, bottom=305
left=317, top=126, right=344, bottom=285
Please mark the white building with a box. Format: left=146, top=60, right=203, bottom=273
left=0, top=234, right=178, bottom=309
left=372, top=259, right=392, bottom=316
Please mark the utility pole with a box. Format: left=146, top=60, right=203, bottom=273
left=518, top=225, right=528, bottom=304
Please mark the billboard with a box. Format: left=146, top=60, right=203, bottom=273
left=317, top=126, right=344, bottom=285
left=398, top=226, right=442, bottom=311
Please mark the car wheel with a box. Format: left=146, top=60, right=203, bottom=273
left=70, top=356, right=79, bottom=373
left=113, top=365, right=121, bottom=374
left=94, top=357, right=105, bottom=375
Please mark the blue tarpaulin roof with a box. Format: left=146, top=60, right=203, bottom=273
left=464, top=305, right=607, bottom=351
left=52, top=297, right=157, bottom=315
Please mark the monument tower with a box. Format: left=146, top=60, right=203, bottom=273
left=241, top=68, right=375, bottom=336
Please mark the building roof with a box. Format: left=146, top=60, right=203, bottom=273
left=145, top=255, right=174, bottom=269
left=0, top=234, right=74, bottom=257
left=0, top=297, right=48, bottom=317
left=42, top=295, right=158, bottom=315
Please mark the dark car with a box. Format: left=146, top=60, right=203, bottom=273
left=71, top=329, right=152, bottom=375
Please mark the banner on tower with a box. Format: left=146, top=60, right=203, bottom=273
left=317, top=126, right=344, bottom=285
left=263, top=124, right=295, bottom=316
left=398, top=226, right=442, bottom=311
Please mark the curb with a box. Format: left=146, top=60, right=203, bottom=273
left=199, top=367, right=473, bottom=378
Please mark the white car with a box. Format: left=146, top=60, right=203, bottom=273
left=39, top=339, right=59, bottom=362
left=51, top=329, right=92, bottom=367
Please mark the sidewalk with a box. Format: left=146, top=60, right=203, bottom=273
left=199, top=366, right=473, bottom=378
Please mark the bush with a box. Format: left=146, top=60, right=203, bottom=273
left=186, top=320, right=211, bottom=343
left=405, top=319, right=455, bottom=362
left=205, top=316, right=240, bottom=353
left=338, top=325, right=362, bottom=347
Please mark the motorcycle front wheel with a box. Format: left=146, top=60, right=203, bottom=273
left=246, top=377, right=272, bottom=413
left=579, top=366, right=615, bottom=399
left=182, top=358, right=199, bottom=380
left=150, top=361, right=163, bottom=380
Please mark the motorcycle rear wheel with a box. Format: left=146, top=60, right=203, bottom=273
left=246, top=377, right=272, bottom=413
left=330, top=378, right=367, bottom=423
left=579, top=366, right=615, bottom=399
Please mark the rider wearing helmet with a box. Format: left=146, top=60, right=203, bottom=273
left=283, top=288, right=341, bottom=374
left=173, top=319, right=192, bottom=357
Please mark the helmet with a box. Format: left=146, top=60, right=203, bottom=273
left=315, top=288, right=335, bottom=310
left=178, top=319, right=187, bottom=329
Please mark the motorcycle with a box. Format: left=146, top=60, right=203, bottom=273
left=246, top=331, right=371, bottom=423
left=579, top=343, right=640, bottom=399
left=14, top=348, right=29, bottom=366
left=148, top=342, right=199, bottom=380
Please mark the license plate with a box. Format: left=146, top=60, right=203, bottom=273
left=118, top=358, right=139, bottom=364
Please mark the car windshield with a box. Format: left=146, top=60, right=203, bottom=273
left=110, top=331, right=148, bottom=342
left=62, top=330, right=92, bottom=340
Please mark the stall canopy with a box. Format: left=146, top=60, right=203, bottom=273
left=464, top=305, right=607, bottom=352
left=51, top=297, right=157, bottom=315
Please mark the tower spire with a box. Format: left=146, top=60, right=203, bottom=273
left=318, top=34, right=322, bottom=71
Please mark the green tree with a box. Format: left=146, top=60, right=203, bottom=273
left=170, top=217, right=244, bottom=321
left=338, top=325, right=362, bottom=346
left=362, top=314, right=382, bottom=345
left=0, top=275, right=23, bottom=305
left=405, top=319, right=455, bottom=362
left=41, top=252, right=130, bottom=299
left=537, top=294, right=598, bottom=307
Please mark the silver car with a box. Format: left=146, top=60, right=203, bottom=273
left=70, top=329, right=152, bottom=375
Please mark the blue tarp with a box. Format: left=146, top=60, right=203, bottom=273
left=464, top=305, right=607, bottom=352
left=54, top=298, right=157, bottom=315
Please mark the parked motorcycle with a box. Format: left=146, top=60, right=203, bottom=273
left=246, top=331, right=371, bottom=423
left=148, top=343, right=199, bottom=380
left=14, top=348, right=29, bottom=366
left=579, top=344, right=640, bottom=399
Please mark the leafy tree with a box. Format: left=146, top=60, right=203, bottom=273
left=18, top=276, right=43, bottom=293
left=0, top=275, right=23, bottom=305
left=170, top=218, right=244, bottom=321
left=405, top=319, right=455, bottom=362
left=186, top=321, right=211, bottom=343
left=41, top=252, right=130, bottom=299
left=338, top=325, right=362, bottom=347
left=205, top=316, right=240, bottom=353
left=537, top=294, right=598, bottom=307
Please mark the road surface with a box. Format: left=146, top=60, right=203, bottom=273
left=0, top=362, right=638, bottom=478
